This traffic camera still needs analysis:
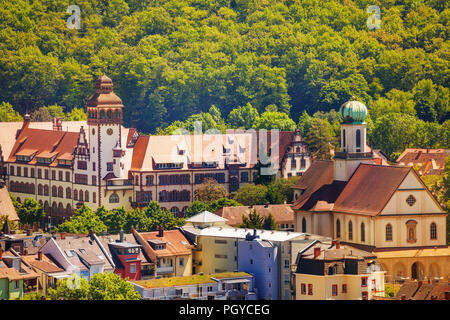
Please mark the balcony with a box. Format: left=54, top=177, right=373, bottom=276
left=334, top=151, right=373, bottom=160
left=106, top=179, right=133, bottom=190
left=156, top=266, right=174, bottom=274
left=192, top=260, right=202, bottom=266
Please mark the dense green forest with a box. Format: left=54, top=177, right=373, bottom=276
left=0, top=0, right=449, bottom=158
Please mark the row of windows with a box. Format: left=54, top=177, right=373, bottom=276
left=88, top=109, right=122, bottom=120
left=12, top=182, right=97, bottom=203
left=37, top=200, right=73, bottom=217
left=9, top=166, right=71, bottom=181
left=334, top=218, right=439, bottom=243
left=159, top=190, right=191, bottom=202
left=9, top=181, right=35, bottom=194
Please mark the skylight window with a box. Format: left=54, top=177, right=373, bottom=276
left=79, top=249, right=87, bottom=254
left=65, top=250, right=74, bottom=257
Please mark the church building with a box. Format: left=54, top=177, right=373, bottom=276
left=291, top=97, right=450, bottom=283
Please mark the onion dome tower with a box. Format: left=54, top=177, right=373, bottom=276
left=334, top=96, right=374, bottom=181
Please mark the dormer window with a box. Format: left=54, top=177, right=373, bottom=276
left=148, top=239, right=166, bottom=250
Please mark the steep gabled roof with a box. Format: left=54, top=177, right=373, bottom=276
left=8, top=127, right=79, bottom=166
left=291, top=161, right=431, bottom=216
left=333, top=164, right=411, bottom=216
left=291, top=160, right=335, bottom=210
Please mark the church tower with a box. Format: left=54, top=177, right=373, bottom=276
left=334, top=96, right=375, bottom=181
left=86, top=75, right=125, bottom=205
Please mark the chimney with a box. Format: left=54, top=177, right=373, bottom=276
left=60, top=232, right=66, bottom=240
left=332, top=240, right=336, bottom=246
left=157, top=227, right=163, bottom=237
left=264, top=202, right=269, bottom=208
left=17, top=114, right=31, bottom=138
left=314, top=247, right=321, bottom=259
left=119, top=229, right=124, bottom=242
left=401, top=294, right=406, bottom=300
left=23, top=249, right=28, bottom=256
left=37, top=251, right=42, bottom=261
left=52, top=117, right=62, bottom=131
left=336, top=241, right=340, bottom=249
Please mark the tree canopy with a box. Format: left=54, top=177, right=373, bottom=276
left=0, top=0, right=447, bottom=140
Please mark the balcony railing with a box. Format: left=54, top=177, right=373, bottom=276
left=156, top=266, right=174, bottom=274
left=106, top=180, right=133, bottom=190
left=334, top=151, right=373, bottom=159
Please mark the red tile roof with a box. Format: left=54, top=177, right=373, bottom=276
left=215, top=204, right=294, bottom=226
left=333, top=164, right=411, bottom=216
left=132, top=229, right=192, bottom=262
left=396, top=148, right=450, bottom=175
left=8, top=128, right=79, bottom=166
left=130, top=135, right=149, bottom=171
left=291, top=162, right=440, bottom=216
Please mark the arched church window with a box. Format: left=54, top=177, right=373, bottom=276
left=348, top=221, right=353, bottom=240
left=100, top=110, right=105, bottom=119
left=107, top=110, right=112, bottom=119
left=336, top=219, right=341, bottom=238
left=302, top=217, right=306, bottom=233
left=361, top=223, right=365, bottom=242
left=430, top=222, right=437, bottom=240
left=386, top=224, right=393, bottom=241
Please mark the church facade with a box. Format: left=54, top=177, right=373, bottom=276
left=0, top=75, right=311, bottom=226
left=292, top=97, right=450, bottom=282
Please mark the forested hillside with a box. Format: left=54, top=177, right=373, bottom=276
left=0, top=0, right=448, bottom=157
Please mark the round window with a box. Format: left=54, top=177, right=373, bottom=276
left=107, top=128, right=113, bottom=135
left=406, top=194, right=416, bottom=206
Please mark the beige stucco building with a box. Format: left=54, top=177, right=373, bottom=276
left=0, top=75, right=311, bottom=227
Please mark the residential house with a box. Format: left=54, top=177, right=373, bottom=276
left=21, top=251, right=68, bottom=295
left=39, top=231, right=114, bottom=281
left=0, top=249, right=39, bottom=299
left=294, top=241, right=385, bottom=300
left=132, top=228, right=193, bottom=278
left=131, top=272, right=256, bottom=300
left=396, top=148, right=450, bottom=176
left=96, top=230, right=146, bottom=281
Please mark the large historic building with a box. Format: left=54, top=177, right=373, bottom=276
left=291, top=97, right=450, bottom=283
left=0, top=75, right=311, bottom=226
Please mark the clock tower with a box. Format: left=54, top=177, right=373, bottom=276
left=86, top=74, right=125, bottom=205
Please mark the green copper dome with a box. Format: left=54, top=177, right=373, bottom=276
left=339, top=96, right=367, bottom=124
